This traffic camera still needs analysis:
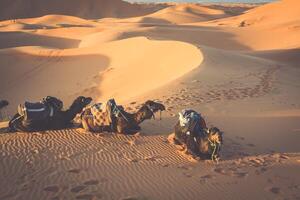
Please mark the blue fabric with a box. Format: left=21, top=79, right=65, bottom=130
left=179, top=109, right=203, bottom=134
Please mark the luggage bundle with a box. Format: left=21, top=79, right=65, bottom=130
left=17, top=96, right=63, bottom=123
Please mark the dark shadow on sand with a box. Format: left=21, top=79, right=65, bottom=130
left=0, top=31, right=80, bottom=49
left=117, top=24, right=252, bottom=51
left=0, top=52, right=110, bottom=116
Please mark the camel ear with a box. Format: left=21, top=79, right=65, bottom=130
left=83, top=97, right=92, bottom=105
left=145, top=100, right=152, bottom=105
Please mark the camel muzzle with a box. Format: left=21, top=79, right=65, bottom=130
left=84, top=97, right=93, bottom=105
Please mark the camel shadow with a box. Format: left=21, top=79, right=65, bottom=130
left=117, top=24, right=252, bottom=51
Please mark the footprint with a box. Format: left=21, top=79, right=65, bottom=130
left=268, top=187, right=281, bottom=194
left=200, top=174, right=215, bottom=179
left=233, top=172, right=248, bottom=178
left=71, top=185, right=86, bottom=193
left=44, top=185, right=60, bottom=193
left=183, top=172, right=193, bottom=178
left=84, top=180, right=99, bottom=186
left=51, top=197, right=61, bottom=200
left=214, top=168, right=227, bottom=175
left=120, top=196, right=139, bottom=200
left=76, top=194, right=95, bottom=200
left=68, top=169, right=81, bottom=174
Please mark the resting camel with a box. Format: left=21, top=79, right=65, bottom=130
left=9, top=96, right=92, bottom=132
left=173, top=113, right=223, bottom=161
left=81, top=100, right=165, bottom=134
left=0, top=100, right=8, bottom=110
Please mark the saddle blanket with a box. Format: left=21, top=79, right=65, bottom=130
left=86, top=102, right=112, bottom=126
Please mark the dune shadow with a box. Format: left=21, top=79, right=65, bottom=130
left=139, top=17, right=172, bottom=25
left=118, top=24, right=252, bottom=51
left=3, top=22, right=55, bottom=30
left=0, top=51, right=110, bottom=116
left=202, top=4, right=257, bottom=16
left=247, top=48, right=300, bottom=67
left=56, top=23, right=94, bottom=28
left=0, top=31, right=80, bottom=49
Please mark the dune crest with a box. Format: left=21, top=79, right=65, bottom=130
left=97, top=37, right=203, bottom=102
left=0, top=0, right=167, bottom=21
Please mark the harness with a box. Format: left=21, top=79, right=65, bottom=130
left=146, top=104, right=155, bottom=119
left=111, top=104, right=129, bottom=122
left=83, top=99, right=130, bottom=131
left=179, top=109, right=221, bottom=162
left=146, top=104, right=162, bottom=120
left=207, top=136, right=221, bottom=162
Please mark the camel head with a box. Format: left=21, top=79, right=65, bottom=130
left=71, top=96, right=92, bottom=113
left=143, top=100, right=165, bottom=119
left=0, top=100, right=9, bottom=109
left=199, top=127, right=223, bottom=161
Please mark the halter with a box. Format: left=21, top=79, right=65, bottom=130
left=207, top=134, right=221, bottom=162
left=146, top=105, right=156, bottom=120
left=112, top=106, right=129, bottom=122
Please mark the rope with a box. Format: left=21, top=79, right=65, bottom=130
left=207, top=137, right=220, bottom=162
left=146, top=105, right=155, bottom=120
left=113, top=106, right=129, bottom=122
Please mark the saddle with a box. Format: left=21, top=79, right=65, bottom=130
left=18, top=96, right=63, bottom=122
left=179, top=109, right=203, bottom=135
left=84, top=99, right=124, bottom=129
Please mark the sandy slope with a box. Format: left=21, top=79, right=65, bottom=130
left=138, top=4, right=229, bottom=24
left=203, top=0, right=300, bottom=50
left=0, top=37, right=202, bottom=114
left=0, top=0, right=300, bottom=200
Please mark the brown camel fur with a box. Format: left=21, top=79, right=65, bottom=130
left=0, top=100, right=8, bottom=110
left=9, top=96, right=92, bottom=132
left=81, top=100, right=165, bottom=134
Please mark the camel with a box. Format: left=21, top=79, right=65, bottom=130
left=0, top=100, right=9, bottom=110
left=81, top=100, right=165, bottom=134
left=9, top=96, right=92, bottom=132
left=174, top=113, right=223, bottom=161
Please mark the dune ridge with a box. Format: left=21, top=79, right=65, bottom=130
left=0, top=0, right=167, bottom=21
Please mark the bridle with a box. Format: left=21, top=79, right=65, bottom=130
left=206, top=129, right=222, bottom=162
left=146, top=105, right=162, bottom=120
left=146, top=105, right=155, bottom=119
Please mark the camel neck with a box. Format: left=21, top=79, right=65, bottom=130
left=133, top=106, right=150, bottom=124
left=64, top=103, right=81, bottom=121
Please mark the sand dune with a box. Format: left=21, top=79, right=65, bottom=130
left=0, top=0, right=300, bottom=199
left=218, top=0, right=300, bottom=27
left=97, top=37, right=203, bottom=102
left=0, top=0, right=166, bottom=21
left=206, top=0, right=300, bottom=50
left=142, top=4, right=229, bottom=24
left=0, top=37, right=202, bottom=113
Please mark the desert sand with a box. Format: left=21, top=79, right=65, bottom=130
left=0, top=0, right=300, bottom=199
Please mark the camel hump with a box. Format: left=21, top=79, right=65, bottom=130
left=0, top=100, right=9, bottom=109
left=85, top=99, right=121, bottom=128
left=42, top=96, right=63, bottom=111
left=178, top=109, right=201, bottom=127
left=18, top=101, right=51, bottom=121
